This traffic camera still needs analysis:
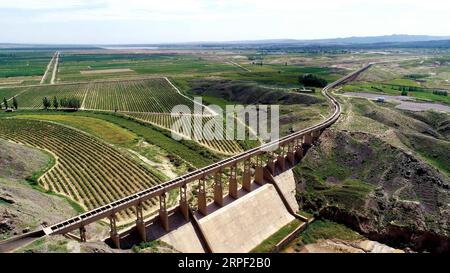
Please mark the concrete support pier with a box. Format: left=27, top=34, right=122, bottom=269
left=180, top=184, right=189, bottom=221
left=159, top=193, right=169, bottom=231
left=198, top=178, right=208, bottom=216
left=242, top=158, right=252, bottom=192
left=287, top=142, right=296, bottom=166
left=254, top=155, right=264, bottom=185
left=304, top=132, right=312, bottom=145
left=229, top=164, right=238, bottom=199
left=135, top=203, right=146, bottom=242
left=277, top=146, right=286, bottom=172
left=295, top=138, right=304, bottom=158
left=109, top=214, right=120, bottom=249
left=214, top=171, right=223, bottom=206
left=267, top=152, right=275, bottom=175
left=79, top=226, right=86, bottom=242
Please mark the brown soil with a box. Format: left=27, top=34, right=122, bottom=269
left=0, top=139, right=77, bottom=240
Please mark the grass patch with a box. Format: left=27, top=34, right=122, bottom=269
left=131, top=240, right=175, bottom=253
left=16, top=114, right=138, bottom=146
left=15, top=237, right=47, bottom=253
left=251, top=219, right=303, bottom=253
left=296, top=220, right=363, bottom=246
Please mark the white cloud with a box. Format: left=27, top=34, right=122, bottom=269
left=1, top=0, right=449, bottom=21
left=0, top=0, right=449, bottom=43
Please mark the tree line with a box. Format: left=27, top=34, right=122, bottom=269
left=43, top=96, right=81, bottom=110
left=298, top=74, right=328, bottom=88
left=2, top=97, right=18, bottom=110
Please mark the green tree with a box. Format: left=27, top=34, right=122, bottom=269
left=60, top=97, right=67, bottom=108
left=299, top=74, right=328, bottom=88
left=53, top=96, right=59, bottom=109
left=3, top=97, right=8, bottom=109
left=42, top=97, right=51, bottom=110
left=12, top=97, right=18, bottom=110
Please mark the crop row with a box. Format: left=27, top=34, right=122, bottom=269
left=0, top=118, right=163, bottom=222
left=125, top=112, right=244, bottom=155
left=8, top=78, right=244, bottom=154
left=16, top=84, right=87, bottom=108
left=83, top=78, right=193, bottom=112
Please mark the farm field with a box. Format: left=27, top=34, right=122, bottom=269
left=83, top=78, right=195, bottom=113
left=342, top=59, right=450, bottom=106
left=1, top=109, right=220, bottom=168
left=10, top=83, right=87, bottom=108
left=15, top=114, right=138, bottom=145
left=0, top=118, right=164, bottom=222
left=6, top=78, right=198, bottom=113
left=126, top=113, right=245, bottom=154
left=57, top=52, right=242, bottom=81
left=2, top=77, right=244, bottom=154
left=0, top=51, right=53, bottom=78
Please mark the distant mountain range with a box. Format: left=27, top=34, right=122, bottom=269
left=219, top=34, right=450, bottom=45
left=1, top=34, right=450, bottom=49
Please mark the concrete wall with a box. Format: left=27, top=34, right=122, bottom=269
left=197, top=184, right=295, bottom=253
left=272, top=169, right=299, bottom=213
left=159, top=221, right=205, bottom=253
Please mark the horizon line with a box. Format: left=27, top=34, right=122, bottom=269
left=2, top=34, right=450, bottom=46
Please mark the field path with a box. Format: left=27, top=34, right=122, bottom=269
left=40, top=52, right=57, bottom=84
left=164, top=77, right=218, bottom=116
left=228, top=60, right=251, bottom=72
left=50, top=52, right=60, bottom=84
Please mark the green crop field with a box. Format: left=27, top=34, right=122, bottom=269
left=83, top=78, right=194, bottom=112
left=3, top=77, right=245, bottom=155
left=126, top=113, right=245, bottom=155
left=57, top=53, right=241, bottom=81
left=0, top=51, right=52, bottom=78
left=9, top=78, right=196, bottom=112
left=12, top=84, right=87, bottom=108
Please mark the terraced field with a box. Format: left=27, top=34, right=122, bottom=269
left=126, top=112, right=244, bottom=154
left=1, top=78, right=244, bottom=154
left=0, top=118, right=163, bottom=222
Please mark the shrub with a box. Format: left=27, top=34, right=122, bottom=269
left=299, top=74, right=328, bottom=88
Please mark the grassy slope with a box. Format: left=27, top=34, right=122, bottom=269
left=349, top=98, right=450, bottom=177
left=15, top=114, right=137, bottom=146
left=293, top=220, right=363, bottom=248
left=251, top=219, right=303, bottom=253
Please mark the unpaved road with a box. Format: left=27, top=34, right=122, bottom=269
left=40, top=52, right=58, bottom=84
left=342, top=92, right=450, bottom=113
left=50, top=52, right=59, bottom=84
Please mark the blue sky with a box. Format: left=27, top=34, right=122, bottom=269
left=0, top=0, right=449, bottom=44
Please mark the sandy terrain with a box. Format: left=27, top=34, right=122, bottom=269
left=288, top=239, right=404, bottom=253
